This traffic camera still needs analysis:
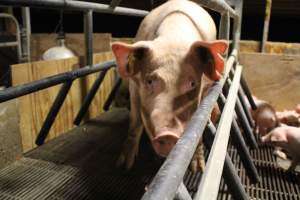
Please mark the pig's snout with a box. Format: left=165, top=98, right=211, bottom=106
left=152, top=131, right=179, bottom=157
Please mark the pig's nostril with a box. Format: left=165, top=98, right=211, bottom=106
left=158, top=140, right=165, bottom=145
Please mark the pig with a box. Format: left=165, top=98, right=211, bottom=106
left=261, top=126, right=300, bottom=171
left=296, top=104, right=300, bottom=114
left=111, top=0, right=228, bottom=172
left=276, top=110, right=300, bottom=127
left=250, top=97, right=279, bottom=136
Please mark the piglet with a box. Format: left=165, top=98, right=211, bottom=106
left=261, top=126, right=300, bottom=171
left=276, top=110, right=300, bottom=127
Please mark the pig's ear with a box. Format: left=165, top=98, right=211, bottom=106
left=111, top=42, right=150, bottom=78
left=189, top=40, right=228, bottom=81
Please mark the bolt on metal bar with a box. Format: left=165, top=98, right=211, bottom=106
left=109, top=0, right=123, bottom=9
left=141, top=49, right=237, bottom=200
left=0, top=0, right=149, bottom=17
left=203, top=122, right=249, bottom=200
left=174, top=182, right=192, bottom=200
left=74, top=70, right=108, bottom=125
left=194, top=65, right=242, bottom=200
left=35, top=80, right=73, bottom=145
left=103, top=77, right=122, bottom=111
left=0, top=60, right=115, bottom=103
left=84, top=10, right=93, bottom=66
left=240, top=75, right=257, bottom=110
left=261, top=0, right=272, bottom=52
left=218, top=94, right=260, bottom=184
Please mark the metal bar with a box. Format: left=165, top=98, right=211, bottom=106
left=232, top=0, right=243, bottom=51
left=0, top=13, right=22, bottom=62
left=0, top=60, right=115, bottom=103
left=203, top=122, right=249, bottom=200
left=35, top=80, right=73, bottom=145
left=174, top=182, right=192, bottom=200
left=240, top=75, right=257, bottom=110
left=21, top=7, right=31, bottom=62
left=73, top=70, right=108, bottom=125
left=0, top=0, right=149, bottom=17
left=219, top=11, right=230, bottom=40
left=141, top=50, right=237, bottom=200
left=261, top=0, right=272, bottom=52
left=103, top=77, right=122, bottom=111
left=194, top=65, right=242, bottom=200
left=194, top=0, right=237, bottom=18
left=238, top=87, right=254, bottom=127
left=0, top=41, right=18, bottom=48
left=109, top=0, right=123, bottom=9
left=84, top=10, right=93, bottom=66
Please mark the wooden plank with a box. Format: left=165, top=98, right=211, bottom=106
left=239, top=52, right=300, bottom=110
left=31, top=33, right=111, bottom=61
left=11, top=51, right=115, bottom=152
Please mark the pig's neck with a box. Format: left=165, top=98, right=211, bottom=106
left=155, top=12, right=205, bottom=46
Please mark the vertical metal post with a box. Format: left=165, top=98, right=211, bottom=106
left=261, top=0, right=272, bottom=52
left=84, top=10, right=93, bottom=66
left=232, top=0, right=243, bottom=51
left=219, top=11, right=230, bottom=57
left=21, top=7, right=31, bottom=62
left=36, top=80, right=73, bottom=145
left=73, top=70, right=108, bottom=125
left=203, top=122, right=249, bottom=200
left=103, top=77, right=122, bottom=111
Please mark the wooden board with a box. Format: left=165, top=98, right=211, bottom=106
left=31, top=33, right=112, bottom=61
left=11, top=52, right=115, bottom=152
left=240, top=52, right=300, bottom=111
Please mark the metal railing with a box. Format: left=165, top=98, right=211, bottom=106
left=0, top=1, right=260, bottom=200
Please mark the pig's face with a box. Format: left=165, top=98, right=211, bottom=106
left=112, top=40, right=227, bottom=157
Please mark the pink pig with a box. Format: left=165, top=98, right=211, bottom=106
left=261, top=126, right=300, bottom=171
left=112, top=0, right=228, bottom=171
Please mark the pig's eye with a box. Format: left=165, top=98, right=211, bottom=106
left=146, top=79, right=153, bottom=86
left=190, top=81, right=196, bottom=88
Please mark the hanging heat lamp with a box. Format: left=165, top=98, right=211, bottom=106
left=42, top=10, right=75, bottom=61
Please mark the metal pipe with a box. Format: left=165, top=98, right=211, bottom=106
left=232, top=0, right=243, bottom=51
left=35, top=80, right=73, bottom=145
left=74, top=70, right=108, bottom=125
left=174, top=182, right=192, bottom=200
left=0, top=0, right=149, bottom=17
left=240, top=75, right=257, bottom=110
left=0, top=13, right=22, bottom=62
left=0, top=60, right=115, bottom=103
left=103, top=77, right=122, bottom=111
left=141, top=50, right=237, bottom=200
left=84, top=10, right=93, bottom=66
left=194, top=0, right=237, bottom=18
left=194, top=65, right=242, bottom=200
left=0, top=41, right=19, bottom=48
left=238, top=87, right=254, bottom=127
left=203, top=122, right=249, bottom=200
left=219, top=11, right=230, bottom=40
left=261, top=0, right=272, bottom=52
left=21, top=7, right=31, bottom=62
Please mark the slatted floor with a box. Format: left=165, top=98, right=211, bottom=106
left=0, top=108, right=299, bottom=200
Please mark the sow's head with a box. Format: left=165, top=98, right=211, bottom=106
left=112, top=40, right=228, bottom=157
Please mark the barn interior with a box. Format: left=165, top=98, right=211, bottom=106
left=0, top=0, right=300, bottom=200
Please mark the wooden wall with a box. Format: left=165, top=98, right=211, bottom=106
left=11, top=52, right=115, bottom=152
left=240, top=52, right=300, bottom=111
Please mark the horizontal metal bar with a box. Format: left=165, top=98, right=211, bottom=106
left=141, top=49, right=237, bottom=200
left=0, top=0, right=149, bottom=17
left=194, top=65, right=242, bottom=200
left=0, top=61, right=115, bottom=103
left=0, top=41, right=19, bottom=48
left=194, top=0, right=237, bottom=18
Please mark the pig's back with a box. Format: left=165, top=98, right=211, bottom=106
left=135, top=0, right=216, bottom=41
